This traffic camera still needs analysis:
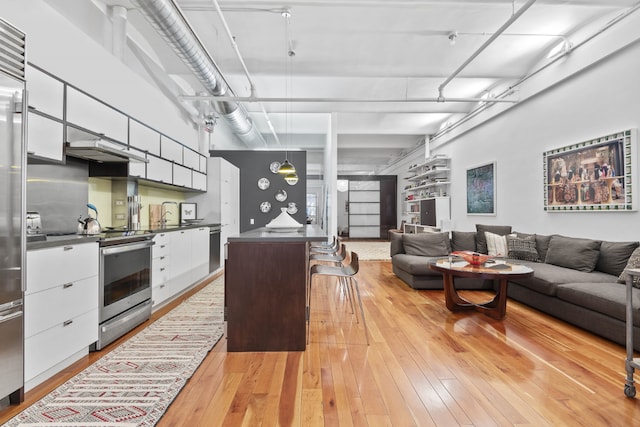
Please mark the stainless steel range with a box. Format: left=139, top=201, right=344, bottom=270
left=92, top=230, right=154, bottom=350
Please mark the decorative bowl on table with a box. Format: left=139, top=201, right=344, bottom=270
left=451, top=250, right=493, bottom=266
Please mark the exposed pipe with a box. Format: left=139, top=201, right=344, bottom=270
left=438, top=0, right=537, bottom=100
left=131, top=0, right=267, bottom=147
left=431, top=1, right=640, bottom=143
left=210, top=0, right=281, bottom=145
left=180, top=95, right=518, bottom=104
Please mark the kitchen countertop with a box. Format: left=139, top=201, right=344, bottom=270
left=27, top=222, right=222, bottom=250
left=227, top=225, right=327, bottom=243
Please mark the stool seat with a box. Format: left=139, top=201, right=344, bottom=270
left=308, top=252, right=369, bottom=345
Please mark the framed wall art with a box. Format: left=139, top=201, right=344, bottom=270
left=543, top=129, right=636, bottom=212
left=466, top=161, right=496, bottom=215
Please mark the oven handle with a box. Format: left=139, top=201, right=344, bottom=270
left=100, top=240, right=154, bottom=256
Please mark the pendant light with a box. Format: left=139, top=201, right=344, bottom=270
left=278, top=10, right=296, bottom=175
left=284, top=171, right=299, bottom=185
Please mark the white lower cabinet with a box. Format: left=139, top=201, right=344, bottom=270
left=151, top=227, right=210, bottom=308
left=25, top=242, right=99, bottom=391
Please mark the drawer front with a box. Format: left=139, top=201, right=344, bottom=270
left=27, top=243, right=98, bottom=294
left=153, top=240, right=171, bottom=258
left=25, top=308, right=98, bottom=382
left=25, top=275, right=98, bottom=338
left=152, top=281, right=175, bottom=307
left=152, top=257, right=171, bottom=286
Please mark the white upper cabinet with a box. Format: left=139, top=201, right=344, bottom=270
left=173, top=163, right=192, bottom=188
left=130, top=120, right=160, bottom=156
left=146, top=155, right=173, bottom=184
left=27, top=113, right=64, bottom=162
left=183, top=148, right=199, bottom=170
left=26, top=65, right=64, bottom=119
left=66, top=87, right=128, bottom=143
left=161, top=136, right=183, bottom=164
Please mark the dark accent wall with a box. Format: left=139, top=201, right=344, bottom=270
left=339, top=175, right=397, bottom=239
left=214, top=150, right=307, bottom=233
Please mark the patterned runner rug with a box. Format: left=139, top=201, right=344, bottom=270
left=344, top=241, right=391, bottom=261
left=4, top=276, right=224, bottom=427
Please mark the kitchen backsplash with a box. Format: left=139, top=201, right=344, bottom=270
left=27, top=157, right=186, bottom=232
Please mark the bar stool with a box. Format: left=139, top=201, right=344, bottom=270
left=307, top=251, right=370, bottom=345
left=310, top=235, right=337, bottom=250
left=309, top=243, right=354, bottom=312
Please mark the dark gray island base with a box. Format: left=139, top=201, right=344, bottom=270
left=225, top=225, right=327, bottom=352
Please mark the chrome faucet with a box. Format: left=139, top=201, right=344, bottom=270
left=160, top=201, right=177, bottom=227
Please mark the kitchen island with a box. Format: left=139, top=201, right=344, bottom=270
left=225, top=225, right=327, bottom=352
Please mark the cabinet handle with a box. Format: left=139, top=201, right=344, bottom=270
left=160, top=245, right=166, bottom=248
left=160, top=284, right=165, bottom=288
left=63, top=319, right=73, bottom=327
left=63, top=282, right=73, bottom=289
left=160, top=267, right=165, bottom=271
left=63, top=246, right=73, bottom=251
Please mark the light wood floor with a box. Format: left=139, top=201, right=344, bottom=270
left=2, top=261, right=640, bottom=426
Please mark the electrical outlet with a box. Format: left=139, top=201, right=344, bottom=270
left=250, top=218, right=254, bottom=224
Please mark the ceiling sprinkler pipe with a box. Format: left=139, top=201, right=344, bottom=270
left=132, top=0, right=267, bottom=147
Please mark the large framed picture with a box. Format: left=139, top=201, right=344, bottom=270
left=543, top=129, right=636, bottom=211
left=466, top=162, right=496, bottom=215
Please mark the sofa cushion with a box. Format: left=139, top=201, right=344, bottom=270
left=544, top=235, right=601, bottom=272
left=506, top=234, right=539, bottom=262
left=485, top=231, right=514, bottom=257
left=556, top=282, right=640, bottom=326
left=451, top=231, right=476, bottom=252
left=392, top=253, right=443, bottom=276
left=390, top=231, right=405, bottom=257
left=597, top=240, right=639, bottom=277
left=516, top=232, right=552, bottom=262
left=402, top=232, right=451, bottom=257
left=617, top=246, right=640, bottom=287
left=508, top=260, right=615, bottom=296
left=476, top=224, right=512, bottom=254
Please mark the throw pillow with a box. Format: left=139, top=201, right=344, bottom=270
left=596, top=241, right=639, bottom=277
left=451, top=231, right=476, bottom=252
left=402, top=232, right=451, bottom=257
left=617, top=246, right=640, bottom=287
left=544, top=235, right=601, bottom=272
left=514, top=231, right=550, bottom=261
left=475, top=224, right=512, bottom=254
left=485, top=231, right=513, bottom=257
left=506, top=234, right=539, bottom=262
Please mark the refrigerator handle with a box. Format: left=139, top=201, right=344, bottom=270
left=0, top=310, right=22, bottom=324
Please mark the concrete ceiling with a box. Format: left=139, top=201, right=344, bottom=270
left=47, top=0, right=640, bottom=174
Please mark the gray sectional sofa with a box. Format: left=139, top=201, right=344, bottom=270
left=390, top=225, right=640, bottom=350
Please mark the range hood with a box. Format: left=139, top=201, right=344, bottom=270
left=66, top=139, right=148, bottom=163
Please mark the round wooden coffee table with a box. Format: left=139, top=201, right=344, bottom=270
left=429, top=258, right=534, bottom=319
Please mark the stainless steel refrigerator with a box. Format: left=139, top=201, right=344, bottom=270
left=0, top=18, right=26, bottom=404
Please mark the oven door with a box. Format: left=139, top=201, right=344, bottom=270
left=99, top=239, right=153, bottom=322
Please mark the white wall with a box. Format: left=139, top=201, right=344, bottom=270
left=428, top=17, right=640, bottom=241
left=3, top=0, right=197, bottom=148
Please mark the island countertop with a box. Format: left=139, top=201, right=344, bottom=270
left=228, top=224, right=327, bottom=243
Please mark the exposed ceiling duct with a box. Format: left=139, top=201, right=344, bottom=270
left=131, top=0, right=267, bottom=148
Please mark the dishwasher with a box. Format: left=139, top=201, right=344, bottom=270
left=209, top=225, right=221, bottom=272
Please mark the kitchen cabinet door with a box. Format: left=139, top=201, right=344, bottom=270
left=146, top=155, right=173, bottom=184
left=26, top=65, right=64, bottom=119
left=192, top=171, right=207, bottom=191
left=169, top=229, right=194, bottom=283
left=130, top=120, right=160, bottom=156
left=190, top=227, right=209, bottom=282
left=183, top=148, right=200, bottom=170
left=161, top=136, right=183, bottom=164
left=173, top=163, right=192, bottom=188
left=27, top=113, right=64, bottom=162
left=66, top=87, right=128, bottom=144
